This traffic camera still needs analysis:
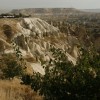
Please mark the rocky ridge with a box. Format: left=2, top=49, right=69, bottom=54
left=0, top=18, right=80, bottom=75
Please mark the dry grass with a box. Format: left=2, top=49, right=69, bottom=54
left=0, top=78, right=43, bottom=100
left=0, top=18, right=18, bottom=30
left=32, top=33, right=68, bottom=45
left=43, top=33, right=67, bottom=43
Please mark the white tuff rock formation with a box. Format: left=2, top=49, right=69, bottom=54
left=0, top=18, right=80, bottom=74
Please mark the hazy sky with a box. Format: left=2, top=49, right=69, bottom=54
left=0, top=0, right=99, bottom=9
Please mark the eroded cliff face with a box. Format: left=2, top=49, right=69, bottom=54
left=0, top=18, right=80, bottom=75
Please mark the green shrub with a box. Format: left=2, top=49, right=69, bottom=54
left=22, top=47, right=100, bottom=100
left=0, top=54, right=26, bottom=79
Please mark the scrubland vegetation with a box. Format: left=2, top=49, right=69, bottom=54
left=0, top=9, right=100, bottom=100
left=22, top=47, right=100, bottom=100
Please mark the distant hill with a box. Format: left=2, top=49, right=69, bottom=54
left=0, top=9, right=11, bottom=14
left=81, top=9, right=100, bottom=13
left=1, top=8, right=100, bottom=15
left=10, top=8, right=84, bottom=16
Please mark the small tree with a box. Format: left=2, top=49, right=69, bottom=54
left=0, top=54, right=26, bottom=79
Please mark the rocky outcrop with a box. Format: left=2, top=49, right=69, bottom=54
left=0, top=18, right=80, bottom=74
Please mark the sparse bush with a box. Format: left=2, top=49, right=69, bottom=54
left=3, top=24, right=13, bottom=40
left=21, top=74, right=32, bottom=85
